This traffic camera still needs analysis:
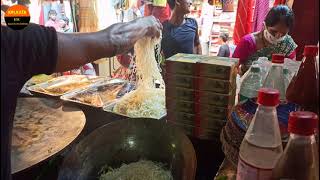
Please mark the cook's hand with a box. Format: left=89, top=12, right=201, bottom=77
left=138, top=16, right=163, bottom=38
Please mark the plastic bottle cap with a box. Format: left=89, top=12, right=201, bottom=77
left=250, top=66, right=260, bottom=73
left=271, top=54, right=285, bottom=64
left=257, top=88, right=280, bottom=106
left=288, top=111, right=318, bottom=136
left=303, top=45, right=318, bottom=56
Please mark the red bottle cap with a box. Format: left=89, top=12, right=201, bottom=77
left=288, top=111, right=318, bottom=136
left=303, top=45, right=318, bottom=56
left=271, top=54, right=285, bottom=64
left=257, top=88, right=280, bottom=106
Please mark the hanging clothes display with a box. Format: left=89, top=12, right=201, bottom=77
left=252, top=0, right=269, bottom=32
left=39, top=5, right=45, bottom=25
left=273, top=0, right=286, bottom=6
left=233, top=0, right=254, bottom=45
left=28, top=0, right=41, bottom=24
left=290, top=0, right=319, bottom=61
left=96, top=0, right=117, bottom=29
left=76, top=0, right=98, bottom=32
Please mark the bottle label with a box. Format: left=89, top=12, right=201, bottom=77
left=239, top=94, right=249, bottom=103
left=236, top=157, right=273, bottom=180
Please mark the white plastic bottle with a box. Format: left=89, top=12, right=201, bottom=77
left=252, top=57, right=270, bottom=81
left=263, top=54, right=286, bottom=101
left=283, top=68, right=291, bottom=91
left=239, top=65, right=263, bottom=103
left=236, top=88, right=283, bottom=180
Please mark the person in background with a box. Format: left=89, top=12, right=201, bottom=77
left=1, top=14, right=162, bottom=179
left=199, top=0, right=214, bottom=55
left=161, top=0, right=202, bottom=59
left=217, top=32, right=231, bottom=57
left=60, top=16, right=70, bottom=32
left=137, top=0, right=145, bottom=16
left=122, top=0, right=143, bottom=22
left=112, top=48, right=136, bottom=80
left=144, top=0, right=171, bottom=23
left=59, top=9, right=71, bottom=33
left=45, top=9, right=62, bottom=31
left=112, top=0, right=144, bottom=80
left=232, top=5, right=297, bottom=75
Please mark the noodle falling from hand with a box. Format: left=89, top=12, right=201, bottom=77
left=113, top=35, right=166, bottom=119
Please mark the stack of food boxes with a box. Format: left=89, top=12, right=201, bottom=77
left=165, top=53, right=238, bottom=140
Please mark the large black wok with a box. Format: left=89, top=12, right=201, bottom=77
left=58, top=118, right=197, bottom=180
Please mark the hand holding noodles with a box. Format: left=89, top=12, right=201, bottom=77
left=113, top=35, right=166, bottom=119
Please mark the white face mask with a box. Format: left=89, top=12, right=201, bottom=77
left=263, top=29, right=286, bottom=45
left=263, top=23, right=287, bottom=45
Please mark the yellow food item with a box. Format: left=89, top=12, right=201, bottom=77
left=113, top=35, right=166, bottom=119
left=37, top=76, right=93, bottom=95
left=71, top=84, right=124, bottom=107
left=114, top=88, right=165, bottom=119
left=29, top=74, right=54, bottom=85
left=45, top=81, right=90, bottom=94
left=99, top=160, right=173, bottom=180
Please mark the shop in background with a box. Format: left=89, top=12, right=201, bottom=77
left=189, top=0, right=237, bottom=56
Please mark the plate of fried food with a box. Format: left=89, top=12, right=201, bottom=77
left=27, top=75, right=105, bottom=97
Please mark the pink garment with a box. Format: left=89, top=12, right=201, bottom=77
left=233, top=34, right=257, bottom=64
left=233, top=34, right=296, bottom=64
left=45, top=19, right=61, bottom=31
left=252, top=0, right=269, bottom=32
left=39, top=6, right=45, bottom=25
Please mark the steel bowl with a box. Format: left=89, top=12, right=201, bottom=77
left=58, top=118, right=197, bottom=180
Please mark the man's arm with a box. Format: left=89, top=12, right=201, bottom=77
left=194, top=44, right=202, bottom=54
left=193, top=35, right=202, bottom=54
left=194, top=43, right=202, bottom=54
left=55, top=16, right=162, bottom=72
left=193, top=20, right=202, bottom=55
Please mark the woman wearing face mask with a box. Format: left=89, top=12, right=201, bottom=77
left=233, top=5, right=297, bottom=75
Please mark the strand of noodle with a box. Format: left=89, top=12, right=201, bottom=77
left=135, top=36, right=164, bottom=89
left=113, top=35, right=166, bottom=119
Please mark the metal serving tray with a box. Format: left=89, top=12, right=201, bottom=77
left=27, top=75, right=105, bottom=97
left=60, top=79, right=135, bottom=108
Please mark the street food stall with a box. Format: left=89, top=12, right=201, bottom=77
left=2, top=0, right=319, bottom=180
